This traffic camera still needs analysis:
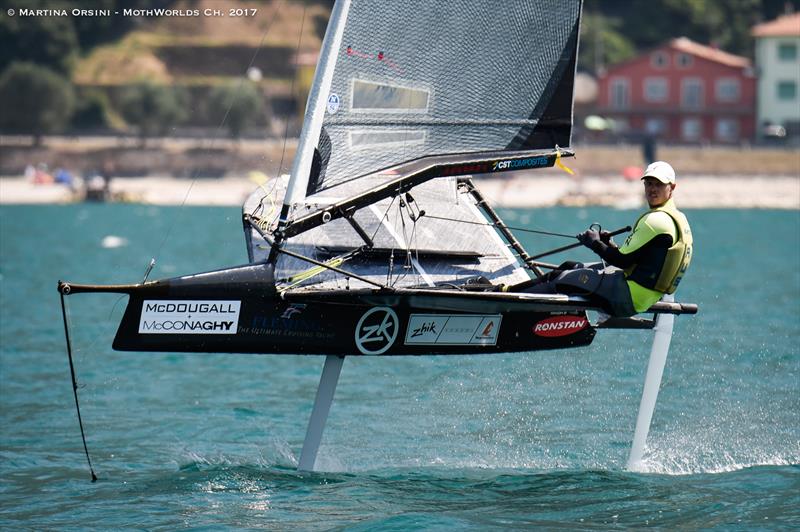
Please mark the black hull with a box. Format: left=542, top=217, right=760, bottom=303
left=96, top=263, right=596, bottom=355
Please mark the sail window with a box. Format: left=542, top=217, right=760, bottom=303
left=351, top=79, right=430, bottom=113
left=349, top=129, right=426, bottom=149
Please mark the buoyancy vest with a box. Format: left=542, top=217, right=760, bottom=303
left=619, top=198, right=693, bottom=311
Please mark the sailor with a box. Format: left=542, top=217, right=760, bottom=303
left=515, top=161, right=693, bottom=317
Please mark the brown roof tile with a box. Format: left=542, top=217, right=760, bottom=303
left=669, top=37, right=751, bottom=68
left=751, top=13, right=800, bottom=37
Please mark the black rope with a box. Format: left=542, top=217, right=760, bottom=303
left=422, top=214, right=577, bottom=239
left=59, top=288, right=97, bottom=482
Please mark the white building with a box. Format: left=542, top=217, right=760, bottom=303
left=751, top=13, right=800, bottom=140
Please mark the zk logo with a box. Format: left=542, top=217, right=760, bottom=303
left=355, top=307, right=399, bottom=355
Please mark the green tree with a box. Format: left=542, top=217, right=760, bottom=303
left=72, top=88, right=113, bottom=130
left=71, top=0, right=177, bottom=51
left=0, top=0, right=181, bottom=74
left=0, top=0, right=79, bottom=75
left=643, top=0, right=762, bottom=56
left=120, top=81, right=187, bottom=146
left=208, top=81, right=265, bottom=139
left=581, top=0, right=800, bottom=69
left=0, top=62, right=75, bottom=144
left=579, top=12, right=637, bottom=72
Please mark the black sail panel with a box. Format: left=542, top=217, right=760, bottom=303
left=311, top=0, right=583, bottom=194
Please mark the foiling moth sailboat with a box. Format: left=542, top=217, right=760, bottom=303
left=58, top=0, right=697, bottom=475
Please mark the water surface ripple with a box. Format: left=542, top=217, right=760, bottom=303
left=1, top=205, right=798, bottom=529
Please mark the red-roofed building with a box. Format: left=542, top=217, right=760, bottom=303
left=596, top=37, right=756, bottom=143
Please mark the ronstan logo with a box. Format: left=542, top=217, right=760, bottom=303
left=533, top=316, right=588, bottom=337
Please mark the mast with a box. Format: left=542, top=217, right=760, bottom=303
left=273, top=0, right=351, bottom=248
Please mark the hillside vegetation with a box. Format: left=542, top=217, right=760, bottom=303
left=1, top=0, right=797, bottom=139
left=72, top=0, right=328, bottom=86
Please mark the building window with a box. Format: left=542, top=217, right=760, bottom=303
left=682, top=78, right=704, bottom=109
left=716, top=119, right=738, bottom=142
left=651, top=51, right=669, bottom=69
left=778, top=42, right=797, bottom=61
left=676, top=53, right=693, bottom=68
left=681, top=118, right=702, bottom=141
left=645, top=117, right=667, bottom=136
left=777, top=80, right=797, bottom=100
left=610, top=77, right=630, bottom=109
left=715, top=78, right=740, bottom=103
left=644, top=77, right=669, bottom=102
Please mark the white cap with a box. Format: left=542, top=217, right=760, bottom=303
left=642, top=161, right=676, bottom=184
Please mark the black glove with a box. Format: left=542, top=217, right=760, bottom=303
left=577, top=230, right=601, bottom=249
left=599, top=230, right=617, bottom=247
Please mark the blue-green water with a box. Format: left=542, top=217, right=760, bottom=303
left=1, top=204, right=798, bottom=529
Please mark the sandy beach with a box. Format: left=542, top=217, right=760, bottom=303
left=2, top=137, right=798, bottom=208
left=1, top=173, right=797, bottom=209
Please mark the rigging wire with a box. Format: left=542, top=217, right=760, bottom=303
left=452, top=179, right=580, bottom=240
left=398, top=195, right=428, bottom=287
left=249, top=2, right=307, bottom=242
left=411, top=213, right=422, bottom=285
left=420, top=213, right=578, bottom=239
left=398, top=196, right=412, bottom=271
left=251, top=175, right=279, bottom=231
left=368, top=197, right=398, bottom=285
left=369, top=196, right=397, bottom=242
left=149, top=1, right=285, bottom=270
left=387, top=198, right=410, bottom=286
left=405, top=197, right=423, bottom=283
left=271, top=4, right=307, bottom=204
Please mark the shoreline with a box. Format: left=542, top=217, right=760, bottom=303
left=1, top=174, right=798, bottom=209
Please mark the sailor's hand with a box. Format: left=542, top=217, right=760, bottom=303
left=599, top=230, right=617, bottom=247
left=577, top=230, right=601, bottom=248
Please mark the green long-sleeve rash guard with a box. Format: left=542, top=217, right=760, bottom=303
left=589, top=210, right=678, bottom=276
